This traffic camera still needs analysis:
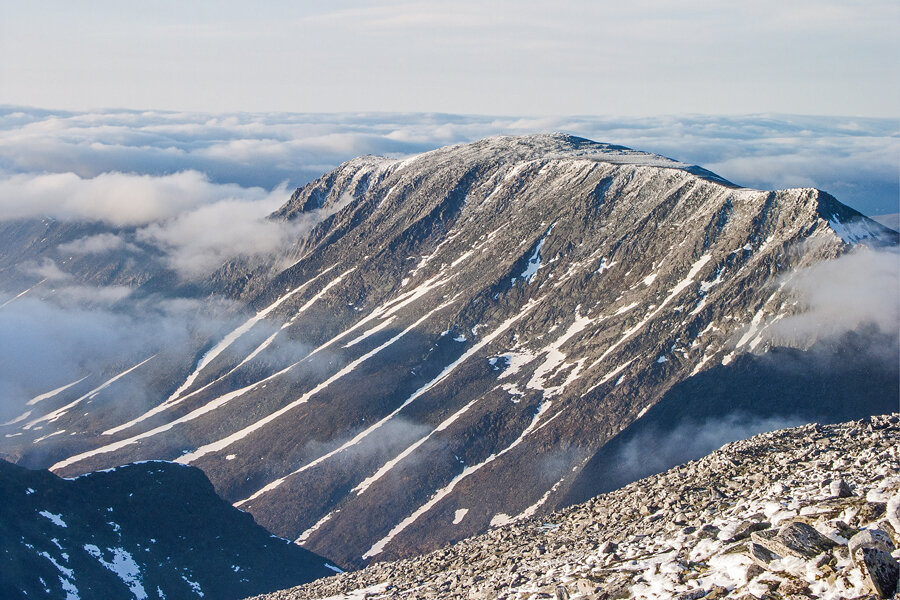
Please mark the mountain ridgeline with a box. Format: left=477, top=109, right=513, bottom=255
left=1, top=134, right=896, bottom=570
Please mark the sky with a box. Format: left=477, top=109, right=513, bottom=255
left=2, top=1, right=899, bottom=117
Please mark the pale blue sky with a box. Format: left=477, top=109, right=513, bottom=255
left=2, top=1, right=898, bottom=116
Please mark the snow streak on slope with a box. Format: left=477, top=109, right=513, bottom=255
left=0, top=278, right=46, bottom=309
left=26, top=355, right=157, bottom=428
left=237, top=297, right=543, bottom=506
left=174, top=267, right=340, bottom=401
left=49, top=362, right=301, bottom=471
left=588, top=253, right=712, bottom=370
left=362, top=382, right=555, bottom=559
left=2, top=376, right=91, bottom=426
left=103, top=268, right=338, bottom=437
left=186, top=299, right=458, bottom=472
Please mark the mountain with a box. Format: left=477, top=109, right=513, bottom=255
left=0, top=460, right=335, bottom=600
left=254, top=414, right=900, bottom=600
left=1, top=134, right=896, bottom=569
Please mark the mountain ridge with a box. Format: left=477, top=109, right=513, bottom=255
left=0, top=459, right=334, bottom=599
left=1, top=134, right=896, bottom=568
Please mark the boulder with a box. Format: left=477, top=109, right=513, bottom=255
left=849, top=529, right=895, bottom=555
left=752, top=521, right=837, bottom=559
left=853, top=546, right=900, bottom=598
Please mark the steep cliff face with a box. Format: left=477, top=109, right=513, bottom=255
left=2, top=135, right=896, bottom=567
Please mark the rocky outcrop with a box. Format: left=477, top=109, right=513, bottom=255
left=255, top=414, right=900, bottom=600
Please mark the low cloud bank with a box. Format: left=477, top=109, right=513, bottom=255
left=0, top=289, right=240, bottom=424
left=2, top=108, right=897, bottom=217
left=768, top=246, right=900, bottom=345
left=1, top=108, right=895, bottom=282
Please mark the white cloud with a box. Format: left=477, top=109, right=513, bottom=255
left=0, top=169, right=281, bottom=226
left=57, top=233, right=132, bottom=255
left=135, top=185, right=304, bottom=277
left=768, top=247, right=900, bottom=344
left=2, top=108, right=898, bottom=217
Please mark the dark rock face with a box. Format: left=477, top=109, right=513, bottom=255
left=0, top=460, right=333, bottom=599
left=1, top=134, right=897, bottom=567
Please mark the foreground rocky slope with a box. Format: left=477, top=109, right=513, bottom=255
left=3, top=135, right=896, bottom=566
left=0, top=460, right=334, bottom=599
left=256, top=414, right=900, bottom=600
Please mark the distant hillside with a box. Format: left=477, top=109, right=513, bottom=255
left=0, top=460, right=335, bottom=599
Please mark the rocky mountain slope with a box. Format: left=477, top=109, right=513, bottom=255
left=2, top=134, right=896, bottom=568
left=0, top=460, right=335, bottom=599
left=253, top=414, right=900, bottom=600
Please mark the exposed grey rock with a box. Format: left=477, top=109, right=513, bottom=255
left=849, top=529, right=896, bottom=554
left=830, top=478, right=854, bottom=498
left=696, top=524, right=720, bottom=539
left=673, top=589, right=707, bottom=600
left=853, top=546, right=900, bottom=598
left=721, top=520, right=769, bottom=543
left=747, top=541, right=782, bottom=568
left=598, top=541, right=618, bottom=554
left=887, top=493, right=900, bottom=539
left=759, top=521, right=838, bottom=559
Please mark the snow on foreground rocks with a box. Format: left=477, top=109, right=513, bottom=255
left=252, top=414, right=900, bottom=600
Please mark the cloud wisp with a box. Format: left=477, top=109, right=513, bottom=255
left=768, top=246, right=900, bottom=346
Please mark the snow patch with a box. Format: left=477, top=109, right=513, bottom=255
left=39, top=511, right=67, bottom=528
left=83, top=545, right=147, bottom=600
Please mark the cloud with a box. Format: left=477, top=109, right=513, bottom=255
left=0, top=169, right=278, bottom=227
left=134, top=186, right=324, bottom=278
left=20, top=258, right=72, bottom=282
left=0, top=288, right=243, bottom=425
left=767, top=246, right=900, bottom=344
left=1, top=108, right=897, bottom=218
left=607, top=413, right=807, bottom=490
left=57, top=233, right=134, bottom=255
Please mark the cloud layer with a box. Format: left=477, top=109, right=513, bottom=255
left=2, top=108, right=897, bottom=218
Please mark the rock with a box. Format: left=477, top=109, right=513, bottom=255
left=777, top=577, right=811, bottom=596
left=575, top=579, right=598, bottom=595
left=721, top=521, right=770, bottom=543
left=830, top=478, right=853, bottom=498
left=696, top=524, right=720, bottom=539
left=747, top=541, right=782, bottom=568
left=849, top=529, right=896, bottom=555
left=853, top=546, right=900, bottom=598
left=887, top=492, right=900, bottom=537
left=673, top=589, right=707, bottom=600
left=555, top=584, right=570, bottom=600
left=745, top=563, right=765, bottom=581
left=598, top=541, right=618, bottom=554
left=761, top=521, right=838, bottom=559
left=859, top=502, right=888, bottom=524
